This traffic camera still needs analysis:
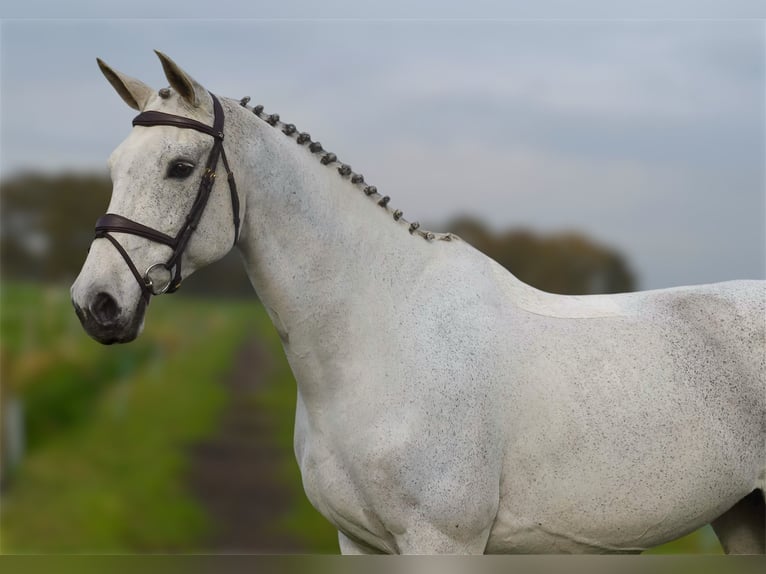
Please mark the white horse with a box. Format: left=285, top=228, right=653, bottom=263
left=71, top=52, right=765, bottom=555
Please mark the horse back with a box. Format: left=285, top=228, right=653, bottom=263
left=652, top=279, right=765, bottom=404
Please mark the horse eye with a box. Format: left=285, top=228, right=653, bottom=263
left=167, top=161, right=195, bottom=179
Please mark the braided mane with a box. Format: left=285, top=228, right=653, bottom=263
left=236, top=96, right=452, bottom=243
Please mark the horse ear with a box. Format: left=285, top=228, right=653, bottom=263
left=154, top=50, right=207, bottom=108
left=96, top=58, right=154, bottom=111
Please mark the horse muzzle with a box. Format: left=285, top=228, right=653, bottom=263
left=71, top=289, right=147, bottom=345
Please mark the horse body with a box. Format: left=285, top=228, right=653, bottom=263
left=489, top=279, right=765, bottom=553
left=274, top=234, right=765, bottom=554
left=72, top=52, right=765, bottom=554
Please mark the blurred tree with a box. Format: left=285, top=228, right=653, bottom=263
left=1, top=173, right=109, bottom=283
left=1, top=174, right=635, bottom=296
left=0, top=173, right=253, bottom=296
left=448, top=217, right=636, bottom=294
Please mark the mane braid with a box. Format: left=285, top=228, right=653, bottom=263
left=239, top=97, right=452, bottom=243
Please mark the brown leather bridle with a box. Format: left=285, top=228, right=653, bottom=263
left=94, top=93, right=240, bottom=302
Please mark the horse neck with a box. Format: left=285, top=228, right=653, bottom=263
left=229, top=103, right=437, bottom=342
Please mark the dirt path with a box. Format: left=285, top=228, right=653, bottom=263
left=186, top=337, right=307, bottom=553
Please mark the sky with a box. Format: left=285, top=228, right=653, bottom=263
left=1, top=2, right=764, bottom=290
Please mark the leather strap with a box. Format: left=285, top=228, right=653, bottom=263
left=95, top=213, right=176, bottom=247
left=132, top=110, right=224, bottom=140
left=96, top=231, right=153, bottom=302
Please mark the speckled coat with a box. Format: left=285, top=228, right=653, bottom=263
left=72, top=52, right=765, bottom=554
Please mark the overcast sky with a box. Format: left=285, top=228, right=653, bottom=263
left=1, top=3, right=764, bottom=290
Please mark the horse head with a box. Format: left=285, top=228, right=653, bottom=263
left=71, top=51, right=243, bottom=344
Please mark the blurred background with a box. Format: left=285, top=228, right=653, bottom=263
left=1, top=4, right=764, bottom=555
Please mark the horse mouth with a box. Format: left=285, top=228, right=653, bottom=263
left=73, top=296, right=148, bottom=345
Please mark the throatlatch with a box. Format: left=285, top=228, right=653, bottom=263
left=94, top=93, right=240, bottom=301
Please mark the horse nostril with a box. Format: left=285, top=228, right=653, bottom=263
left=91, top=292, right=121, bottom=325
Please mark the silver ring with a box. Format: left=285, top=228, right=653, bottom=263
left=143, top=263, right=173, bottom=295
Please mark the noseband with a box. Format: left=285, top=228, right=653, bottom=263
left=94, top=93, right=240, bottom=301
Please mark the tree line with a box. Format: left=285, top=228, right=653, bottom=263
left=1, top=173, right=635, bottom=296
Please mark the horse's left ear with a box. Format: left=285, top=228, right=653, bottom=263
left=154, top=50, right=207, bottom=108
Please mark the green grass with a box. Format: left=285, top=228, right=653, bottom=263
left=644, top=525, right=722, bottom=554
left=1, top=282, right=257, bottom=553
left=249, top=309, right=340, bottom=553
left=0, top=281, right=338, bottom=554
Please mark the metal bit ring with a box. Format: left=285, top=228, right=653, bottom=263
left=143, top=263, right=174, bottom=295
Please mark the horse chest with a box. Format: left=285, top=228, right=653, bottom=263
left=294, top=402, right=400, bottom=552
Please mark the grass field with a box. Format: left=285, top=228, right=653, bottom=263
left=0, top=281, right=722, bottom=554
left=1, top=282, right=254, bottom=552
left=0, top=281, right=336, bottom=553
